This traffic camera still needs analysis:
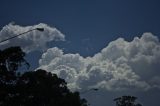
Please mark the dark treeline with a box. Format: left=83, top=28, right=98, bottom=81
left=0, top=46, right=142, bottom=106
left=0, top=47, right=88, bottom=106
left=114, top=96, right=142, bottom=106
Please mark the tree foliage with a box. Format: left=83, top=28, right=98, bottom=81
left=114, top=96, right=142, bottom=106
left=0, top=46, right=29, bottom=72
left=0, top=47, right=88, bottom=106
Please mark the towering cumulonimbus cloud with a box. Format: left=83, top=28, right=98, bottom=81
left=0, top=23, right=65, bottom=53
left=39, top=32, right=160, bottom=91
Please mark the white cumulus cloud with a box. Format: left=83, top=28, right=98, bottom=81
left=38, top=32, right=160, bottom=91
left=0, top=23, right=65, bottom=53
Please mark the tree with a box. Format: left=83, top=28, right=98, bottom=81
left=0, top=46, right=29, bottom=72
left=0, top=46, right=88, bottom=106
left=114, top=96, right=142, bottom=106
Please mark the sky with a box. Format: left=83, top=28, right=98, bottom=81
left=0, top=0, right=160, bottom=106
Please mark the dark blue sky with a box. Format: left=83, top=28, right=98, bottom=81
left=1, top=0, right=160, bottom=56
left=1, top=1, right=160, bottom=106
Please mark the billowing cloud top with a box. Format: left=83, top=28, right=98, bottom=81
left=0, top=23, right=65, bottom=53
left=38, top=33, right=160, bottom=91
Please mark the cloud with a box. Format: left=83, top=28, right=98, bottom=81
left=0, top=23, right=65, bottom=53
left=38, top=32, right=160, bottom=91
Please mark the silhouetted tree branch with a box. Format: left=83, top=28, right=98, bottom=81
left=114, top=96, right=142, bottom=106
left=0, top=46, right=29, bottom=72
left=0, top=46, right=88, bottom=106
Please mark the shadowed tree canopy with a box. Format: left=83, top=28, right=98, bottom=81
left=0, top=46, right=29, bottom=72
left=114, top=96, right=142, bottom=106
left=0, top=46, right=88, bottom=106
